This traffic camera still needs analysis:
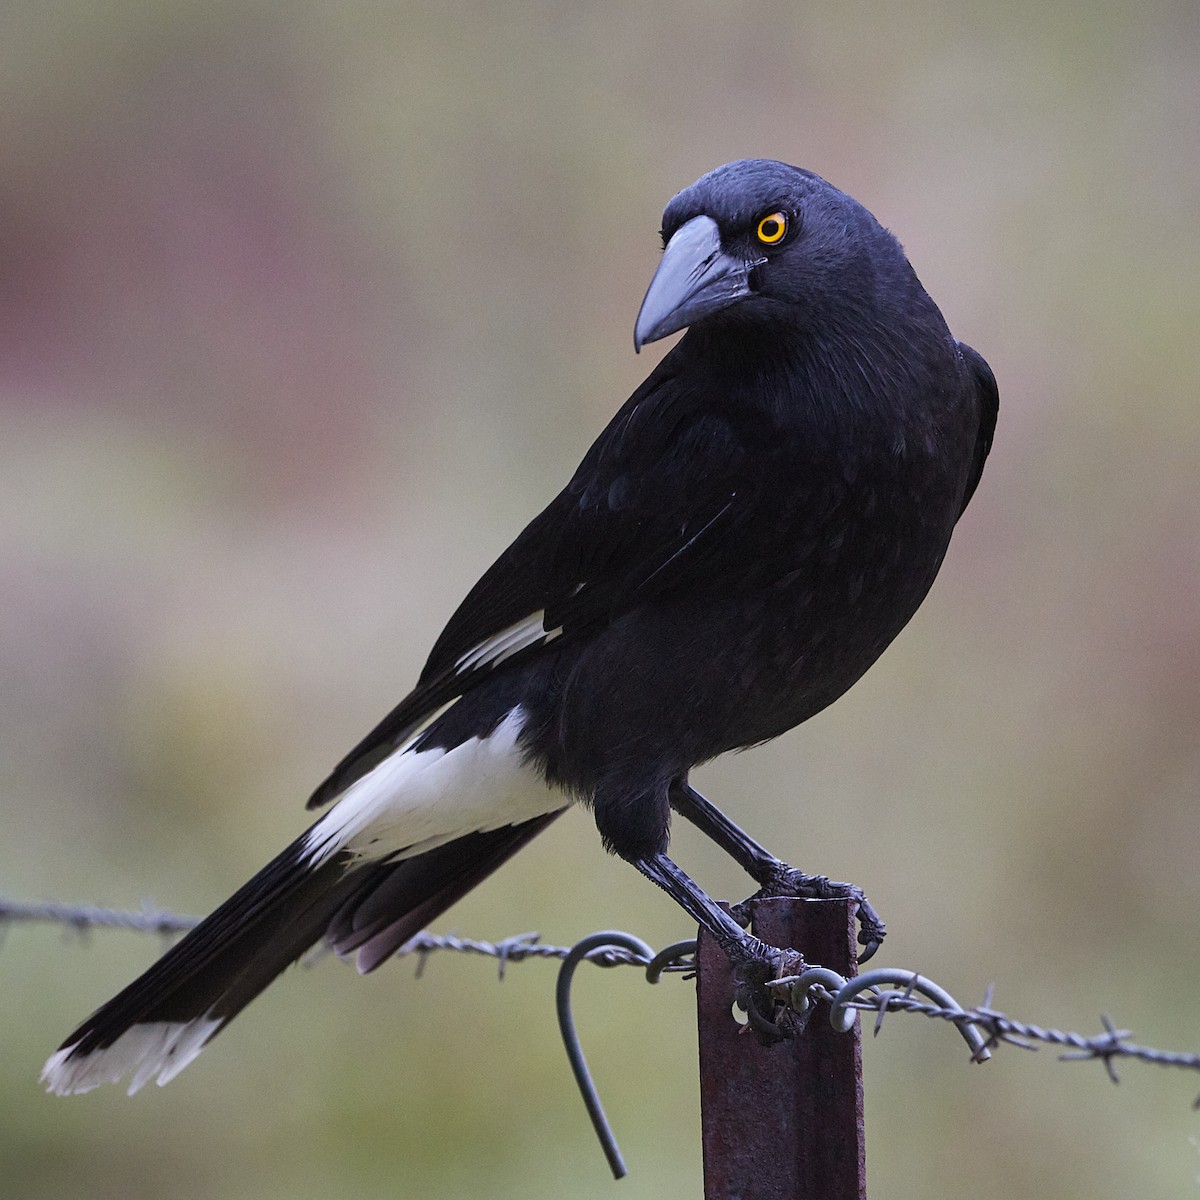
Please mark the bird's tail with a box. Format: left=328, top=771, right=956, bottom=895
left=42, top=811, right=562, bottom=1095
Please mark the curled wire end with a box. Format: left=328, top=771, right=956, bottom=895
left=828, top=969, right=993, bottom=1063
left=645, top=940, right=697, bottom=985
left=555, top=931, right=655, bottom=1181
left=782, top=966, right=848, bottom=1018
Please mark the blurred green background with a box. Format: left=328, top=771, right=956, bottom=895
left=3, top=1, right=1199, bottom=1197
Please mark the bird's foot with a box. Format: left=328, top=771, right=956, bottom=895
left=727, top=936, right=809, bottom=1045
left=732, top=866, right=886, bottom=962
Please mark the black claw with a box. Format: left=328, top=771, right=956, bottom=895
left=741, top=993, right=792, bottom=1042
left=854, top=898, right=887, bottom=961
left=857, top=935, right=882, bottom=963
left=728, top=940, right=806, bottom=1045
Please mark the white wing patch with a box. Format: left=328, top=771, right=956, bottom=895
left=302, top=707, right=566, bottom=869
left=42, top=1015, right=222, bottom=1096
left=454, top=611, right=563, bottom=675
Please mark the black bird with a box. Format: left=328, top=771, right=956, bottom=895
left=43, top=159, right=996, bottom=1094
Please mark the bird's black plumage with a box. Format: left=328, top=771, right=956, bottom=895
left=314, top=160, right=995, bottom=854
left=44, top=159, right=996, bottom=1094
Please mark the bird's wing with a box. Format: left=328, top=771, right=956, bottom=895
left=956, top=341, right=999, bottom=516
left=307, top=358, right=783, bottom=808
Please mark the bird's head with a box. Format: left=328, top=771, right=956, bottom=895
left=634, top=159, right=906, bottom=352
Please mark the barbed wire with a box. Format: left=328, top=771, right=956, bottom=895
left=0, top=896, right=669, bottom=970
left=773, top=967, right=1200, bottom=1083
left=4, top=894, right=1199, bottom=1077
left=5, top=894, right=1200, bottom=1176
left=0, top=897, right=200, bottom=939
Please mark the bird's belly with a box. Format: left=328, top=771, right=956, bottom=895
left=545, top=520, right=955, bottom=784
left=737, top=555, right=939, bottom=740
left=725, top=485, right=961, bottom=738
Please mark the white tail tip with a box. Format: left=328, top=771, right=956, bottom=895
left=41, top=1016, right=222, bottom=1096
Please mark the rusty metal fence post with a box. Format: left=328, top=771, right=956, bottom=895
left=697, top=897, right=866, bottom=1199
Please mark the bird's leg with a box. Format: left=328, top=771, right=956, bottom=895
left=633, top=851, right=804, bottom=1043
left=669, top=781, right=886, bottom=960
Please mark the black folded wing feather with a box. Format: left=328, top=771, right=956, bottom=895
left=306, top=358, right=781, bottom=809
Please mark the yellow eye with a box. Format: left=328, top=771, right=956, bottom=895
left=755, top=211, right=788, bottom=245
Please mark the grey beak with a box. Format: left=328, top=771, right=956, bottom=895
left=634, top=215, right=756, bottom=351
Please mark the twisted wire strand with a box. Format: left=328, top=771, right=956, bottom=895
left=0, top=897, right=681, bottom=970
left=4, top=894, right=1198, bottom=1082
